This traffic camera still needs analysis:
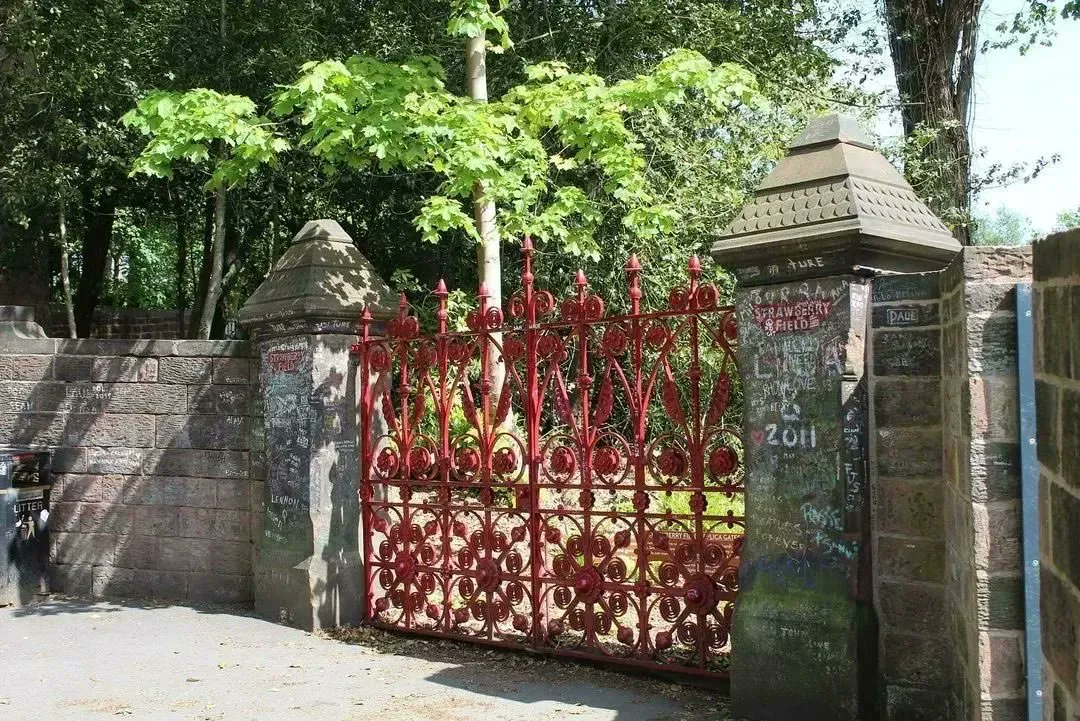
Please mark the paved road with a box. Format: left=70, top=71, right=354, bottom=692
left=0, top=598, right=732, bottom=721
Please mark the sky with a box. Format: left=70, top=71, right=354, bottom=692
left=968, top=2, right=1080, bottom=232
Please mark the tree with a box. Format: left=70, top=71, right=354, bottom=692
left=454, top=0, right=510, bottom=403
left=489, top=0, right=852, bottom=312
left=1, top=2, right=112, bottom=332
left=120, top=89, right=288, bottom=338
left=883, top=0, right=980, bottom=242
left=126, top=48, right=760, bottom=269
left=971, top=206, right=1034, bottom=246
left=1054, top=205, right=1080, bottom=232
left=453, top=0, right=508, bottom=308
left=883, top=0, right=1078, bottom=244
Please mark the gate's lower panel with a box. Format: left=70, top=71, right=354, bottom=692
left=365, top=479, right=743, bottom=676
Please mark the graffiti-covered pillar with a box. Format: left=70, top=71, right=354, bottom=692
left=712, top=114, right=959, bottom=720
left=734, top=274, right=873, bottom=719
left=240, top=219, right=394, bottom=630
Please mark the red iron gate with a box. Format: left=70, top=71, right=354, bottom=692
left=354, top=241, right=745, bottom=677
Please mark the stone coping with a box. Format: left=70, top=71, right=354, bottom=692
left=0, top=338, right=253, bottom=357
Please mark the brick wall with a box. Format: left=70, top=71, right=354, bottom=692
left=38, top=305, right=193, bottom=340
left=0, top=337, right=255, bottom=603
left=940, top=247, right=1030, bottom=721
left=1032, top=229, right=1080, bottom=721
left=868, top=273, right=949, bottom=720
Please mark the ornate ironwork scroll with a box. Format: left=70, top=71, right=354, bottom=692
left=354, top=240, right=744, bottom=677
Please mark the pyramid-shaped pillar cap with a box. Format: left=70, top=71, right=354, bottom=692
left=711, top=113, right=961, bottom=286
left=239, top=219, right=395, bottom=335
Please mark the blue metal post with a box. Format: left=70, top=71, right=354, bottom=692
left=1016, top=283, right=1043, bottom=720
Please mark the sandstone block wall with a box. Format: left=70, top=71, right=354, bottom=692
left=868, top=247, right=1034, bottom=721
left=940, top=248, right=1030, bottom=721
left=0, top=337, right=255, bottom=603
left=1032, top=229, right=1080, bottom=721
left=868, top=273, right=949, bottom=721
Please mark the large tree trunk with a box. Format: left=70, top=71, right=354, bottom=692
left=465, top=34, right=508, bottom=415
left=74, top=193, right=115, bottom=337
left=195, top=188, right=226, bottom=339
left=884, top=0, right=983, bottom=245
left=57, top=197, right=77, bottom=338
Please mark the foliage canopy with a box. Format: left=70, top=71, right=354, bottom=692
left=122, top=90, right=289, bottom=189
left=124, top=50, right=759, bottom=261
left=0, top=0, right=852, bottom=334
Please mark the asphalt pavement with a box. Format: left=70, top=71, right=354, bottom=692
left=0, top=597, right=732, bottom=721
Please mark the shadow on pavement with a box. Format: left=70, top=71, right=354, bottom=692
left=8, top=593, right=254, bottom=619
left=324, top=625, right=733, bottom=721
left=5, top=597, right=734, bottom=721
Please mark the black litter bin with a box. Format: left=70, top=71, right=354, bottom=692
left=1, top=448, right=52, bottom=606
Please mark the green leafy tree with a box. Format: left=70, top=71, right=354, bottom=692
left=121, top=89, right=287, bottom=337
left=126, top=51, right=758, bottom=254
left=971, top=206, right=1034, bottom=246
left=1054, top=205, right=1080, bottom=232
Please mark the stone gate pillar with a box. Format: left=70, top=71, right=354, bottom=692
left=239, top=219, right=393, bottom=630
left=712, top=115, right=960, bottom=720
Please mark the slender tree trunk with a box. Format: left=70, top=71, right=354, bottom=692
left=189, top=234, right=199, bottom=301
left=173, top=190, right=188, bottom=338
left=109, top=238, right=123, bottom=302
left=462, top=35, right=498, bottom=304
left=57, top=198, right=77, bottom=338
left=465, top=33, right=508, bottom=414
left=267, top=216, right=277, bottom=277
left=194, top=0, right=230, bottom=340
left=465, top=35, right=502, bottom=300
left=74, top=193, right=115, bottom=337
left=189, top=195, right=214, bottom=338
left=196, top=187, right=226, bottom=339
left=212, top=192, right=242, bottom=339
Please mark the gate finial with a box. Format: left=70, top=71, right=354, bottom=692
left=361, top=306, right=372, bottom=342
left=689, top=254, right=702, bottom=278
left=688, top=255, right=702, bottom=307
left=522, top=236, right=535, bottom=287
left=434, top=280, right=448, bottom=334
left=625, top=255, right=642, bottom=315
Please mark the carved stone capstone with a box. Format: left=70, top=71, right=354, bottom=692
left=239, top=219, right=395, bottom=335
left=712, top=113, right=961, bottom=286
